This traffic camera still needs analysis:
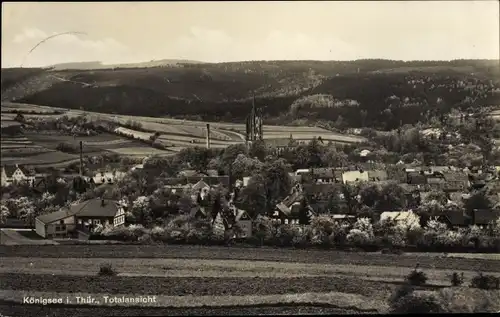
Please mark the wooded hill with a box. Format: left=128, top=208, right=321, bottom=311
left=2, top=59, right=499, bottom=130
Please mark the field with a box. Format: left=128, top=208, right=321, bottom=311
left=0, top=245, right=498, bottom=316
left=1, top=102, right=366, bottom=166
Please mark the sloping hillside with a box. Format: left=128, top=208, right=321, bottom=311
left=2, top=59, right=500, bottom=130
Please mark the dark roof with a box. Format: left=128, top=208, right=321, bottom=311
left=178, top=169, right=219, bottom=177
left=312, top=168, right=344, bottom=179
left=36, top=209, right=77, bottom=224
left=2, top=165, right=32, bottom=177
left=235, top=209, right=251, bottom=221
left=473, top=209, right=500, bottom=225
left=190, top=206, right=208, bottom=218
left=71, top=199, right=120, bottom=218
left=439, top=210, right=466, bottom=226
left=303, top=183, right=342, bottom=195
left=400, top=183, right=424, bottom=193
left=163, top=176, right=229, bottom=187
left=367, top=170, right=388, bottom=181
left=407, top=172, right=427, bottom=185
left=442, top=171, right=469, bottom=182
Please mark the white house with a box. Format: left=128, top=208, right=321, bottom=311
left=379, top=211, right=420, bottom=228
left=1, top=164, right=35, bottom=187
left=35, top=198, right=126, bottom=238
left=342, top=170, right=369, bottom=184
left=92, top=170, right=126, bottom=185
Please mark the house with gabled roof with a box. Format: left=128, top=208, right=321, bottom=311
left=437, top=210, right=467, bottom=228
left=472, top=209, right=500, bottom=226
left=1, top=164, right=35, bottom=187
left=272, top=187, right=316, bottom=225
left=35, top=198, right=126, bottom=239
left=298, top=167, right=344, bottom=184
left=442, top=171, right=470, bottom=192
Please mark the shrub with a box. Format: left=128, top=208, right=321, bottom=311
left=253, top=215, right=275, bottom=246
left=346, top=217, right=375, bottom=246
left=346, top=228, right=372, bottom=246
left=275, top=224, right=302, bottom=247
left=98, top=263, right=117, bottom=276
left=138, top=233, right=152, bottom=244
left=388, top=283, right=415, bottom=306
left=470, top=273, right=500, bottom=290
left=390, top=292, right=446, bottom=313
left=150, top=226, right=168, bottom=242
left=450, top=272, right=465, bottom=287
left=406, top=269, right=428, bottom=286
left=309, top=215, right=336, bottom=246
left=56, top=142, right=78, bottom=153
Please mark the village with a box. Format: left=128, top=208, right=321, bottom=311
left=1, top=152, right=499, bottom=244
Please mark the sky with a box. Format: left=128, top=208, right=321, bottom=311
left=1, top=1, right=499, bottom=68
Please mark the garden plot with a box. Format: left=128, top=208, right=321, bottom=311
left=114, top=127, right=153, bottom=141
left=107, top=147, right=173, bottom=156
left=0, top=151, right=78, bottom=165
left=2, top=258, right=497, bottom=284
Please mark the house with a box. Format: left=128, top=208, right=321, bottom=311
left=178, top=169, right=219, bottom=178
left=442, top=172, right=470, bottom=192
left=273, top=188, right=316, bottom=225
left=342, top=170, right=369, bottom=184
left=298, top=168, right=343, bottom=184
left=35, top=209, right=77, bottom=239
left=367, top=170, right=388, bottom=182
left=427, top=174, right=446, bottom=190
left=330, top=214, right=357, bottom=224
left=379, top=211, right=420, bottom=228
left=164, top=175, right=230, bottom=187
left=406, top=171, right=427, bottom=185
left=359, top=149, right=371, bottom=157
left=35, top=198, right=126, bottom=238
left=92, top=171, right=126, bottom=185
left=472, top=209, right=500, bottom=226
left=1, top=164, right=35, bottom=187
left=234, top=209, right=252, bottom=238
left=302, top=182, right=345, bottom=213
left=438, top=210, right=466, bottom=228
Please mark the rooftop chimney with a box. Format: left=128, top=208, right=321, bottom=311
left=206, top=123, right=211, bottom=149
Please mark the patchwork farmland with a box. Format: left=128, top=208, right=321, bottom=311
left=0, top=245, right=499, bottom=315
left=1, top=102, right=366, bottom=166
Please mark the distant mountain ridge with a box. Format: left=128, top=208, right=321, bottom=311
left=46, top=59, right=206, bottom=70
left=2, top=59, right=499, bottom=131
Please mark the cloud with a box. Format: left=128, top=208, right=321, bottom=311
left=13, top=28, right=47, bottom=43
left=9, top=28, right=129, bottom=67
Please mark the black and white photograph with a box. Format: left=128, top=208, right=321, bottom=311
left=1, top=1, right=500, bottom=316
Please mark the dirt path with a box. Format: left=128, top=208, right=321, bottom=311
left=0, top=229, right=58, bottom=245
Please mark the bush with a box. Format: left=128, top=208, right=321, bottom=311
left=388, top=283, right=414, bottom=306
left=275, top=224, right=303, bottom=247
left=406, top=269, right=428, bottom=286
left=150, top=226, right=168, bottom=242
left=138, top=233, right=153, bottom=244
left=470, top=273, right=500, bottom=290
left=98, top=263, right=117, bottom=276
left=450, top=272, right=465, bottom=287
left=390, top=292, right=446, bottom=313
left=56, top=142, right=78, bottom=153
left=346, top=228, right=372, bottom=246
left=252, top=215, right=275, bottom=246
